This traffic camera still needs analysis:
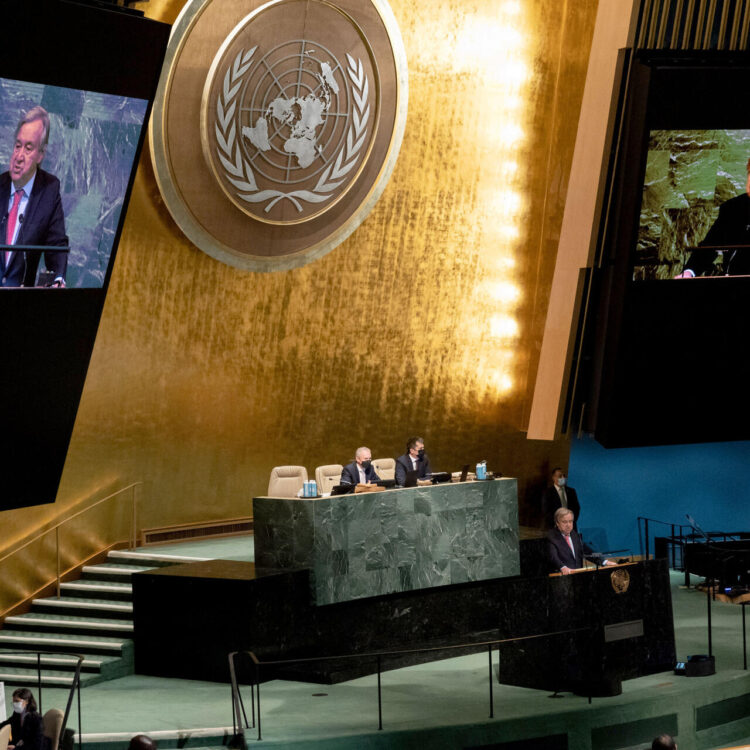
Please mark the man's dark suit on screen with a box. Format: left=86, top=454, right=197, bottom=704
left=395, top=452, right=432, bottom=486
left=684, top=193, right=750, bottom=277
left=0, top=168, right=67, bottom=287
left=546, top=528, right=596, bottom=572
left=541, top=485, right=580, bottom=530
left=340, top=461, right=381, bottom=485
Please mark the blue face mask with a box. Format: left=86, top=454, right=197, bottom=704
left=557, top=476, right=566, bottom=487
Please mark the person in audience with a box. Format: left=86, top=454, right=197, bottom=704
left=128, top=735, right=157, bottom=750
left=340, top=446, right=380, bottom=485
left=546, top=508, right=615, bottom=574
left=394, top=436, right=432, bottom=486
left=541, top=467, right=580, bottom=530
left=0, top=687, right=43, bottom=750
left=651, top=734, right=677, bottom=750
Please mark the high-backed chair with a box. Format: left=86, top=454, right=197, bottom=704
left=267, top=465, right=308, bottom=497
left=0, top=724, right=11, bottom=750
left=315, top=464, right=344, bottom=494
left=372, top=457, right=395, bottom=480
left=42, top=708, right=64, bottom=750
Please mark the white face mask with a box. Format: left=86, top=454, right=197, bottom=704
left=12, top=701, right=25, bottom=713
left=557, top=476, right=566, bottom=487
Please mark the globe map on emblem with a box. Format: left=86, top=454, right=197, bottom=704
left=241, top=42, right=347, bottom=178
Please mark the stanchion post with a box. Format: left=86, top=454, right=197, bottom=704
left=377, top=656, right=383, bottom=730
left=488, top=644, right=494, bottom=719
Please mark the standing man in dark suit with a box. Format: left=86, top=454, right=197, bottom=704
left=541, top=467, right=580, bottom=530
left=340, top=446, right=381, bottom=486
left=546, top=508, right=614, bottom=574
left=395, top=436, right=432, bottom=486
left=1, top=106, right=67, bottom=288
left=675, top=157, right=750, bottom=277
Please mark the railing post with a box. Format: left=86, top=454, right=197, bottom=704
left=644, top=519, right=650, bottom=561
left=131, top=483, right=139, bottom=550
left=56, top=527, right=61, bottom=598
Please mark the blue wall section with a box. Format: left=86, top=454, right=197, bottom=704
left=568, top=436, right=750, bottom=556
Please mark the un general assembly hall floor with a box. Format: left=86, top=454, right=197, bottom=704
left=4, top=536, right=750, bottom=750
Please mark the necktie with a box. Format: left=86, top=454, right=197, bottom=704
left=560, top=487, right=567, bottom=508
left=565, top=534, right=575, bottom=555
left=6, top=188, right=24, bottom=267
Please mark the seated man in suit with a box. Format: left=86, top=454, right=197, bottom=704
left=395, top=436, right=432, bottom=486
left=340, top=446, right=380, bottom=486
left=541, top=467, right=580, bottom=530
left=1, top=105, right=68, bottom=288
left=547, top=508, right=615, bottom=575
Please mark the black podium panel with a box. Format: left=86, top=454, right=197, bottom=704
left=132, top=559, right=675, bottom=691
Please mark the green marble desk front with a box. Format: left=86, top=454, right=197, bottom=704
left=253, top=479, right=520, bottom=605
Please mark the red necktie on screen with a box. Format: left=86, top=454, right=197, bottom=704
left=5, top=188, right=24, bottom=267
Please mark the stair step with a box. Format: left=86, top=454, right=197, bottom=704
left=108, top=549, right=209, bottom=567
left=32, top=597, right=133, bottom=617
left=0, top=667, right=101, bottom=687
left=0, top=631, right=129, bottom=654
left=4, top=613, right=133, bottom=636
left=0, top=649, right=112, bottom=671
left=60, top=581, right=132, bottom=601
left=82, top=564, right=154, bottom=581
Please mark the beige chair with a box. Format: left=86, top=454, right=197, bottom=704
left=0, top=724, right=11, bottom=750
left=43, top=708, right=64, bottom=750
left=267, top=465, right=308, bottom=497
left=372, top=457, right=395, bottom=480
left=315, top=464, right=344, bottom=494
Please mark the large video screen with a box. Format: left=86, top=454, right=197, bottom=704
left=0, top=77, right=148, bottom=288
left=0, top=0, right=169, bottom=511
left=635, top=129, right=750, bottom=280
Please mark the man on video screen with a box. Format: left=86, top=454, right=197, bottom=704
left=676, top=157, right=750, bottom=278
left=0, top=106, right=67, bottom=288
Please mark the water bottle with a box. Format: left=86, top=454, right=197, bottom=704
left=475, top=461, right=486, bottom=480
left=310, top=479, right=317, bottom=497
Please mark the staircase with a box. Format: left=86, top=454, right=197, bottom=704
left=0, top=548, right=209, bottom=688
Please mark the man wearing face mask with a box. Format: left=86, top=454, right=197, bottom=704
left=0, top=687, right=43, bottom=750
left=340, top=446, right=381, bottom=486
left=541, top=467, right=580, bottom=530
left=395, top=436, right=432, bottom=487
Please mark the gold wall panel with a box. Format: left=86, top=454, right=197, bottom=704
left=0, top=0, right=598, bottom=582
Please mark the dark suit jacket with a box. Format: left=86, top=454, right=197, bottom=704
left=685, top=192, right=750, bottom=277
left=0, top=168, right=68, bottom=287
left=340, top=461, right=380, bottom=485
left=0, top=710, right=44, bottom=750
left=395, top=452, right=432, bottom=486
left=546, top=528, right=595, bottom=572
left=541, top=485, right=580, bottom=530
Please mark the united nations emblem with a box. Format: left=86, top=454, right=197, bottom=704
left=610, top=568, right=630, bottom=594
left=151, top=0, right=407, bottom=270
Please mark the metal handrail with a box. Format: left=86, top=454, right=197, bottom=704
left=0, top=482, right=141, bottom=613
left=1, top=650, right=84, bottom=750
left=228, top=626, right=592, bottom=743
